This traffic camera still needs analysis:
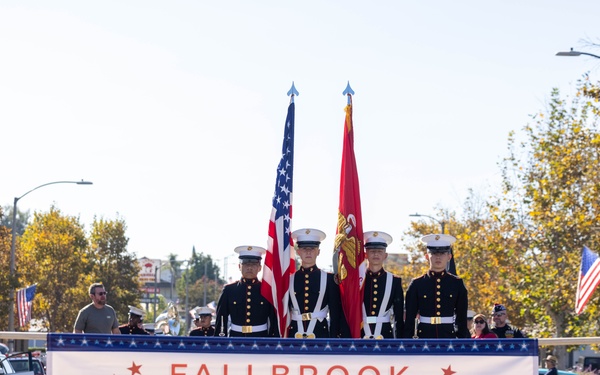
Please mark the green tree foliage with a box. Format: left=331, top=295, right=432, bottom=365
left=88, top=216, right=142, bottom=323
left=0, top=207, right=16, bottom=331
left=13, top=208, right=143, bottom=332
left=493, top=77, right=600, bottom=362
left=176, top=247, right=225, bottom=308
left=19, top=206, right=91, bottom=332
left=456, top=191, right=521, bottom=323
left=0, top=205, right=31, bottom=237
left=402, top=79, right=600, bottom=366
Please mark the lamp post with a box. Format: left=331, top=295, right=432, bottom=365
left=8, top=180, right=93, bottom=336
left=203, top=261, right=208, bottom=306
left=556, top=48, right=600, bottom=60
left=222, top=253, right=236, bottom=283
left=184, top=260, right=190, bottom=332
left=409, top=212, right=445, bottom=234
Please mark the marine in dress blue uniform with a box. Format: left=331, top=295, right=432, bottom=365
left=119, top=306, right=150, bottom=335
left=288, top=228, right=346, bottom=338
left=403, top=234, right=469, bottom=339
left=361, top=231, right=404, bottom=339
left=189, top=306, right=216, bottom=337
left=214, top=246, right=279, bottom=337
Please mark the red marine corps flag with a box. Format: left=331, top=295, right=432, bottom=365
left=261, top=83, right=299, bottom=337
left=334, top=82, right=367, bottom=338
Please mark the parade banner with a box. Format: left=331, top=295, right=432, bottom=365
left=47, top=333, right=538, bottom=375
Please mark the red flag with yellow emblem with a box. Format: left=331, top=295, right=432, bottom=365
left=334, top=89, right=366, bottom=338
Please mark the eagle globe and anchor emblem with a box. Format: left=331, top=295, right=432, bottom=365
left=333, top=212, right=363, bottom=283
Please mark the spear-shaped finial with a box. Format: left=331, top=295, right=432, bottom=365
left=287, top=81, right=299, bottom=103
left=342, top=81, right=354, bottom=104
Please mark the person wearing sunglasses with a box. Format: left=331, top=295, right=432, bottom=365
left=471, top=314, right=497, bottom=339
left=73, top=282, right=121, bottom=334
left=490, top=303, right=526, bottom=338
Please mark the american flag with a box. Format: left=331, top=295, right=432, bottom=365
left=261, top=101, right=295, bottom=337
left=575, top=246, right=600, bottom=314
left=17, top=284, right=37, bottom=327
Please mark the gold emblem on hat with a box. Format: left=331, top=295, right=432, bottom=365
left=435, top=235, right=440, bottom=240
left=247, top=246, right=253, bottom=251
left=373, top=232, right=379, bottom=236
left=305, top=229, right=310, bottom=234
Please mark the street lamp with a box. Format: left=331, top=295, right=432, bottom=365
left=182, top=260, right=191, bottom=332
left=556, top=48, right=600, bottom=60
left=203, top=261, right=208, bottom=306
left=409, top=212, right=445, bottom=234
left=8, top=180, right=93, bottom=335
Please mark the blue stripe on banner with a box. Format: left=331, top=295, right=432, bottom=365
left=48, top=334, right=537, bottom=357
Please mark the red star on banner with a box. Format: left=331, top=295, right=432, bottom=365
left=128, top=361, right=142, bottom=375
left=441, top=365, right=456, bottom=375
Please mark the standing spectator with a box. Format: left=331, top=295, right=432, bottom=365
left=214, top=246, right=279, bottom=337
left=403, top=234, right=469, bottom=339
left=361, top=231, right=404, bottom=339
left=543, top=355, right=558, bottom=375
left=471, top=314, right=497, bottom=339
left=490, top=304, right=526, bottom=338
left=73, top=283, right=120, bottom=334
left=288, top=228, right=346, bottom=338
left=119, top=306, right=150, bottom=335
left=189, top=307, right=215, bottom=336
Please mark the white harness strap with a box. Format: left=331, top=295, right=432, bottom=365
left=289, top=270, right=328, bottom=336
left=362, top=272, right=393, bottom=338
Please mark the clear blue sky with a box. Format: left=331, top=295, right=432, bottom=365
left=2, top=1, right=599, bottom=274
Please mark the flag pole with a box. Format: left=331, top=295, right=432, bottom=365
left=287, top=81, right=299, bottom=103
left=261, top=82, right=298, bottom=338
left=343, top=81, right=355, bottom=104
left=334, top=81, right=356, bottom=277
left=334, top=81, right=366, bottom=338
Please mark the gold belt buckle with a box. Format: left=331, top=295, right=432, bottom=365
left=301, top=313, right=312, bottom=321
left=242, top=325, right=253, bottom=334
left=295, top=332, right=316, bottom=339
left=431, top=317, right=441, bottom=325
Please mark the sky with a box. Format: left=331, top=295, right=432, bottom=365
left=2, top=1, right=600, bottom=277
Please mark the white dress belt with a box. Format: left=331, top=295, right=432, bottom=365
left=291, top=309, right=328, bottom=321
left=419, top=316, right=454, bottom=324
left=230, top=323, right=268, bottom=333
left=365, top=316, right=391, bottom=324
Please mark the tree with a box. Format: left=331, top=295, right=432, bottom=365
left=19, top=206, right=91, bottom=332
left=0, top=207, right=16, bottom=331
left=494, top=76, right=600, bottom=364
left=88, top=216, right=142, bottom=323
left=0, top=205, right=31, bottom=237
left=176, top=247, right=225, bottom=308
